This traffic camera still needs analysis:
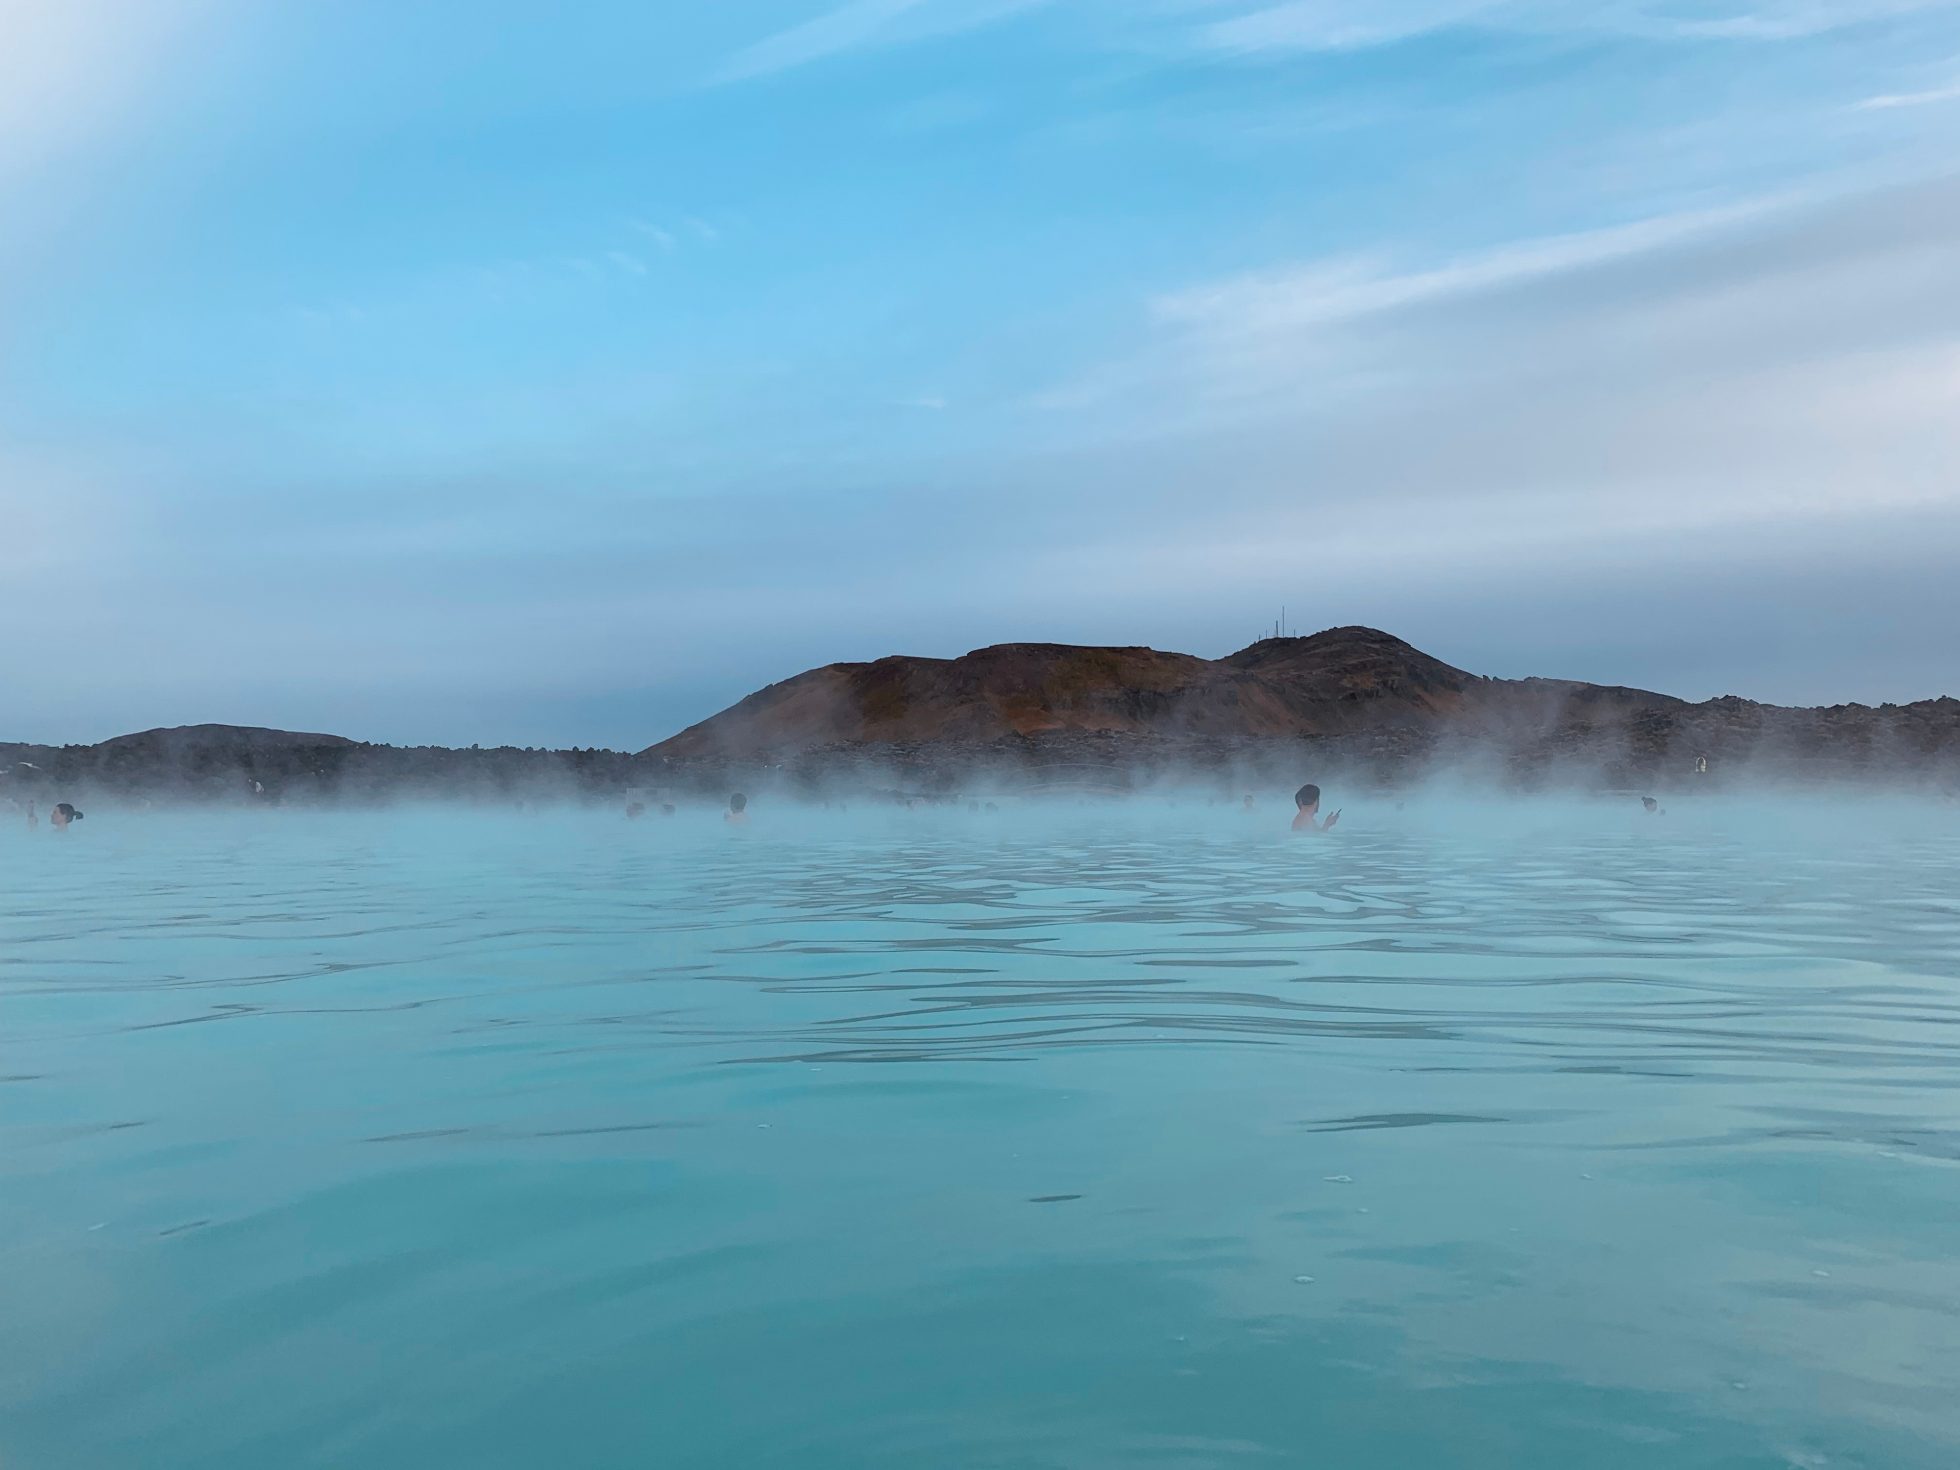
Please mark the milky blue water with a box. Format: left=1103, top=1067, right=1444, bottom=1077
left=4, top=799, right=1958, bottom=1468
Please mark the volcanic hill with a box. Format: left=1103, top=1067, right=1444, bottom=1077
left=642, top=626, right=1960, bottom=787
left=646, top=627, right=1668, bottom=756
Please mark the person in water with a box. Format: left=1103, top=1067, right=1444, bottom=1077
left=1292, top=784, right=1339, bottom=832
left=1641, top=796, right=1665, bottom=815
left=50, top=801, right=83, bottom=830
left=625, top=801, right=646, bottom=820
left=25, top=803, right=36, bottom=829
left=725, top=792, right=749, bottom=825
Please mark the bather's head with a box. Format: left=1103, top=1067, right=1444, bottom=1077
left=51, top=801, right=83, bottom=828
left=728, top=793, right=747, bottom=814
left=1294, top=784, right=1321, bottom=815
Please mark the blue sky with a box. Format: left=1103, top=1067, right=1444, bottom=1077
left=5, top=1, right=1959, bottom=747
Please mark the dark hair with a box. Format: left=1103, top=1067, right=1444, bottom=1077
left=729, top=792, right=748, bottom=813
left=54, top=802, right=82, bottom=820
left=1295, top=784, right=1320, bottom=809
left=1641, top=796, right=1659, bottom=811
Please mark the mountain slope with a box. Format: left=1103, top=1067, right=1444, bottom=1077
left=644, top=626, right=1689, bottom=758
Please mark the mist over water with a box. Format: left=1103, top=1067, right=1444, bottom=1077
left=5, top=795, right=1959, bottom=1467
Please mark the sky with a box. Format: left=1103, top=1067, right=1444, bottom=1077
left=4, top=0, right=1959, bottom=749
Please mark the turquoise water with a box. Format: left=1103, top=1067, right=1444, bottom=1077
left=4, top=800, right=1958, bottom=1468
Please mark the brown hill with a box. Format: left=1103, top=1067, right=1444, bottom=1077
left=1, top=724, right=649, bottom=803
left=93, top=724, right=359, bottom=756
left=649, top=642, right=1273, bottom=756
left=53, top=724, right=364, bottom=797
left=642, top=626, right=1960, bottom=786
left=645, top=626, right=1679, bottom=758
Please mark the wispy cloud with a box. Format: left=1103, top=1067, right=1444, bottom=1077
left=1649, top=1, right=1955, bottom=41
left=1035, top=174, right=1960, bottom=543
left=1150, top=198, right=1779, bottom=338
left=630, top=216, right=719, bottom=250
left=1857, top=80, right=1960, bottom=109
left=713, top=0, right=1052, bottom=83
left=1198, top=1, right=1495, bottom=54
left=1034, top=192, right=1790, bottom=414
left=1194, top=1, right=1960, bottom=54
